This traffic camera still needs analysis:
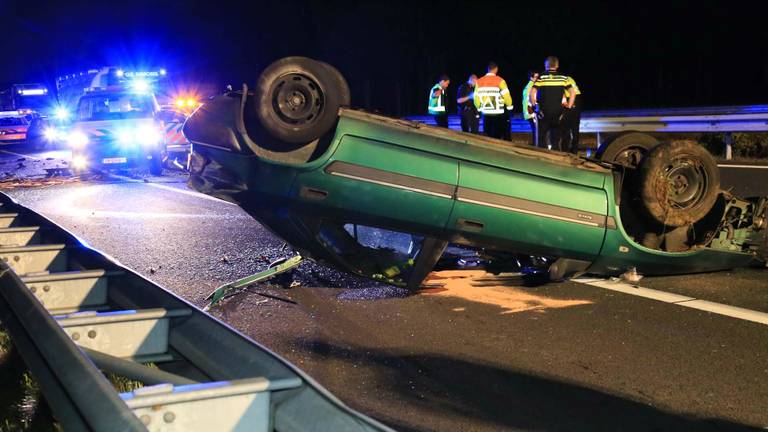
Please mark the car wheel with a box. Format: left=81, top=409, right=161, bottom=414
left=638, top=140, right=720, bottom=227
left=149, top=152, right=164, bottom=176
left=316, top=60, right=351, bottom=107
left=597, top=132, right=659, bottom=168
left=254, top=56, right=349, bottom=144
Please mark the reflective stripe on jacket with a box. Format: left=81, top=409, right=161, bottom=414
left=428, top=84, right=446, bottom=114
left=473, top=73, right=513, bottom=115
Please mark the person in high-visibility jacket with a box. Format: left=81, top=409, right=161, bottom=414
left=522, top=70, right=540, bottom=145
left=428, top=74, right=451, bottom=127
left=474, top=62, right=513, bottom=139
left=561, top=76, right=582, bottom=154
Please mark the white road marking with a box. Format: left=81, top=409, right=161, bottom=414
left=717, top=164, right=768, bottom=169
left=108, top=174, right=237, bottom=206
left=0, top=149, right=42, bottom=160
left=575, top=278, right=768, bottom=326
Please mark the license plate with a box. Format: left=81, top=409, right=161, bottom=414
left=102, top=157, right=127, bottom=164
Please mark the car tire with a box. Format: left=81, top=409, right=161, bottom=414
left=316, top=60, right=351, bottom=107
left=638, top=140, right=720, bottom=227
left=597, top=132, right=659, bottom=168
left=254, top=57, right=348, bottom=144
left=149, top=152, right=164, bottom=176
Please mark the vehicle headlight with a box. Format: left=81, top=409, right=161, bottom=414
left=117, top=130, right=134, bottom=145
left=67, top=131, right=89, bottom=148
left=44, top=127, right=58, bottom=141
left=136, top=126, right=161, bottom=146
left=54, top=107, right=70, bottom=120
left=71, top=155, right=88, bottom=169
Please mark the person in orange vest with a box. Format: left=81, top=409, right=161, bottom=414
left=428, top=75, right=450, bottom=127
left=473, top=62, right=513, bottom=139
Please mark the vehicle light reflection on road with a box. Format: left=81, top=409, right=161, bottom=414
left=49, top=185, right=247, bottom=219
left=422, top=270, right=592, bottom=314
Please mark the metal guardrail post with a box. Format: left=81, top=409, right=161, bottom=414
left=724, top=132, right=733, bottom=160
left=596, top=132, right=601, bottom=152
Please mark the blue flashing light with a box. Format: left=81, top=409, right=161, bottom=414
left=54, top=107, right=70, bottom=120
left=116, top=69, right=125, bottom=77
left=132, top=79, right=150, bottom=93
left=160, top=68, right=167, bottom=76
left=20, top=88, right=47, bottom=96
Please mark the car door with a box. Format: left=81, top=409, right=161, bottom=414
left=448, top=161, right=608, bottom=260
left=291, top=134, right=458, bottom=237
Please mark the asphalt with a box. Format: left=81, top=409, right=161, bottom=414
left=1, top=144, right=767, bottom=432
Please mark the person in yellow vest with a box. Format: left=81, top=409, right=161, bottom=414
left=529, top=56, right=575, bottom=150
left=428, top=75, right=450, bottom=127
left=562, top=76, right=582, bottom=154
left=522, top=70, right=540, bottom=145
left=473, top=62, right=513, bottom=139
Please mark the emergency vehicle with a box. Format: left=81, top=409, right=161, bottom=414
left=0, top=111, right=30, bottom=145
left=0, top=83, right=53, bottom=114
left=58, top=67, right=168, bottom=175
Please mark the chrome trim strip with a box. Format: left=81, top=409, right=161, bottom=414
left=456, top=187, right=606, bottom=228
left=325, top=161, right=455, bottom=199
left=329, top=172, right=453, bottom=199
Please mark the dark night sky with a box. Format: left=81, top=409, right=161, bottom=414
left=3, top=0, right=768, bottom=116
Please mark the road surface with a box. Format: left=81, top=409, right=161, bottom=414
left=1, top=144, right=767, bottom=432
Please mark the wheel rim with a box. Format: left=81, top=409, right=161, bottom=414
left=663, top=157, right=709, bottom=210
left=614, top=146, right=648, bottom=168
left=271, top=73, right=324, bottom=126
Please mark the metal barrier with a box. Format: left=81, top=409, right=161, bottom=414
left=407, top=104, right=768, bottom=159
left=0, top=193, right=391, bottom=432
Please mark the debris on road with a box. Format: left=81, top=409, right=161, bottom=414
left=255, top=292, right=298, bottom=305
left=0, top=176, right=81, bottom=190
left=620, top=266, right=643, bottom=284
left=204, top=254, right=303, bottom=310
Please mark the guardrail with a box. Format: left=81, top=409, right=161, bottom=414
left=0, top=192, right=391, bottom=432
left=407, top=104, right=768, bottom=159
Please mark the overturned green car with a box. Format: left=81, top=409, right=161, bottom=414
left=184, top=57, right=768, bottom=289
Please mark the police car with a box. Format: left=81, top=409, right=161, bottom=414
left=0, top=111, right=30, bottom=145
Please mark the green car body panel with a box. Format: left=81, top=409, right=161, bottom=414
left=186, top=97, right=766, bottom=283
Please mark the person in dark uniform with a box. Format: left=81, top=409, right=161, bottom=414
left=428, top=75, right=450, bottom=127
left=529, top=56, right=574, bottom=150
left=562, top=76, right=582, bottom=154
left=456, top=74, right=479, bottom=134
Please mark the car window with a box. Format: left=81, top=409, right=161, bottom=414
left=77, top=93, right=155, bottom=121
left=0, top=117, right=27, bottom=126
left=315, top=221, right=422, bottom=284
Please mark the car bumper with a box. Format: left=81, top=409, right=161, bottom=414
left=73, top=145, right=161, bottom=170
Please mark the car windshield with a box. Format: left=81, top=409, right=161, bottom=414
left=0, top=117, right=27, bottom=126
left=77, top=93, right=155, bottom=121
left=17, top=95, right=52, bottom=112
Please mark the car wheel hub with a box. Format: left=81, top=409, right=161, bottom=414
left=664, top=158, right=707, bottom=209
left=272, top=73, right=324, bottom=125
